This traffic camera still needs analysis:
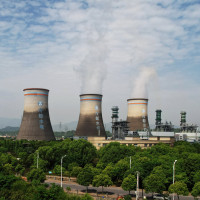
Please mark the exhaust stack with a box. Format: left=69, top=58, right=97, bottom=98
left=17, top=88, right=55, bottom=141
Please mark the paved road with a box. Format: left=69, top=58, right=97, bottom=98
left=45, top=179, right=194, bottom=200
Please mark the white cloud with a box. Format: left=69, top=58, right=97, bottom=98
left=0, top=0, right=199, bottom=126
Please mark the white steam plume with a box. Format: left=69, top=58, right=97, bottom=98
left=76, top=1, right=112, bottom=94
left=131, top=67, right=157, bottom=99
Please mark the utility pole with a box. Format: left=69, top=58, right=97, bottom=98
left=36, top=151, right=39, bottom=169
left=61, top=155, right=66, bottom=188
left=136, top=171, right=140, bottom=200
left=173, top=160, right=177, bottom=200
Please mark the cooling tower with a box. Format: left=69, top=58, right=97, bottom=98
left=75, top=94, right=106, bottom=137
left=17, top=88, right=55, bottom=141
left=127, top=98, right=149, bottom=131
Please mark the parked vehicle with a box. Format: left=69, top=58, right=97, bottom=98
left=153, top=194, right=170, bottom=200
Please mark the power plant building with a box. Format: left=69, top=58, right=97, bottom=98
left=127, top=98, right=149, bottom=131
left=17, top=88, right=55, bottom=141
left=75, top=94, right=106, bottom=138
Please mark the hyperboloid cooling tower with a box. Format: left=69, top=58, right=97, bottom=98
left=75, top=94, right=106, bottom=137
left=127, top=98, right=149, bottom=131
left=17, top=88, right=55, bottom=141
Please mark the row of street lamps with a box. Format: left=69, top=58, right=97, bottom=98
left=36, top=153, right=178, bottom=197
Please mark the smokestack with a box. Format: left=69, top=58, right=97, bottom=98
left=127, top=98, right=149, bottom=131
left=180, top=111, right=186, bottom=126
left=155, top=109, right=162, bottom=126
left=75, top=94, right=106, bottom=137
left=17, top=88, right=55, bottom=141
left=111, top=106, right=119, bottom=123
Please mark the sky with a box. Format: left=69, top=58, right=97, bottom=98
left=0, top=0, right=200, bottom=127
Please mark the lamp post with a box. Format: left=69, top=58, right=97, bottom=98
left=130, top=156, right=131, bottom=169
left=136, top=171, right=140, bottom=200
left=173, top=160, right=177, bottom=200
left=36, top=151, right=39, bottom=169
left=61, top=155, right=66, bottom=188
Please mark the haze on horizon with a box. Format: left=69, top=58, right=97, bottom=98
left=0, top=0, right=200, bottom=127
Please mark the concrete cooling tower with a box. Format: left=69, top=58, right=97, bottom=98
left=75, top=94, right=106, bottom=137
left=17, top=88, right=55, bottom=141
left=127, top=98, right=149, bottom=131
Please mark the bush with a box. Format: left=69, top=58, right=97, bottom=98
left=27, top=168, right=46, bottom=183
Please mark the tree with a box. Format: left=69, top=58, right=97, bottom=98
left=77, top=166, right=93, bottom=192
left=113, top=159, right=129, bottom=185
left=0, top=173, right=18, bottom=190
left=92, top=174, right=113, bottom=193
left=27, top=168, right=46, bottom=183
left=15, top=164, right=25, bottom=176
left=81, top=193, right=93, bottom=200
left=98, top=142, right=133, bottom=167
left=194, top=171, right=200, bottom=184
left=71, top=166, right=82, bottom=177
left=53, top=165, right=66, bottom=175
left=168, top=182, right=189, bottom=200
left=48, top=183, right=67, bottom=200
left=3, top=163, right=13, bottom=175
left=121, top=174, right=137, bottom=194
left=191, top=182, right=200, bottom=199
left=144, top=173, right=166, bottom=194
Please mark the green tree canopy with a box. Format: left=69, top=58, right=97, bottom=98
left=77, top=166, right=93, bottom=192
left=27, top=168, right=46, bottom=183
left=121, top=174, right=137, bottom=194
left=92, top=174, right=113, bottom=192
left=191, top=182, right=200, bottom=198
left=144, top=172, right=166, bottom=194
left=168, top=182, right=189, bottom=200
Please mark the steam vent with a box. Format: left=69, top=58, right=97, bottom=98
left=127, top=98, right=149, bottom=131
left=75, top=94, right=106, bottom=137
left=17, top=88, right=55, bottom=141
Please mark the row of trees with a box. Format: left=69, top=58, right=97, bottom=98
left=0, top=172, right=93, bottom=200
left=1, top=138, right=200, bottom=198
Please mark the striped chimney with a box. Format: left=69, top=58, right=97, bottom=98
left=75, top=94, right=106, bottom=137
left=127, top=98, right=149, bottom=131
left=17, top=88, right=55, bottom=141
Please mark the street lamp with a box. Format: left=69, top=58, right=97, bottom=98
left=61, top=155, right=66, bottom=188
left=136, top=171, right=140, bottom=200
left=173, top=160, right=177, bottom=200
left=130, top=156, right=131, bottom=169
left=36, top=151, right=39, bottom=169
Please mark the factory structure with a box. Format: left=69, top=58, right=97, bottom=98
left=175, top=111, right=200, bottom=143
left=16, top=88, right=199, bottom=147
left=17, top=88, right=55, bottom=141
left=75, top=96, right=175, bottom=149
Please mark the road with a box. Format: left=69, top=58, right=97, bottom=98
left=45, top=178, right=194, bottom=200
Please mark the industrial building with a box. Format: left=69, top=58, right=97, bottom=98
left=76, top=97, right=175, bottom=149
left=155, top=109, right=174, bottom=132
left=75, top=94, right=106, bottom=138
left=175, top=111, right=200, bottom=143
left=111, top=106, right=129, bottom=139
left=17, top=88, right=55, bottom=141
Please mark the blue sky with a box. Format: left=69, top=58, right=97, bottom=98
left=0, top=0, right=200, bottom=127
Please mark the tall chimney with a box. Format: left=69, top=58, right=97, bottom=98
left=180, top=111, right=186, bottom=126
left=127, top=98, right=149, bottom=131
left=75, top=94, right=106, bottom=137
left=155, top=109, right=162, bottom=126
left=17, top=88, right=55, bottom=141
